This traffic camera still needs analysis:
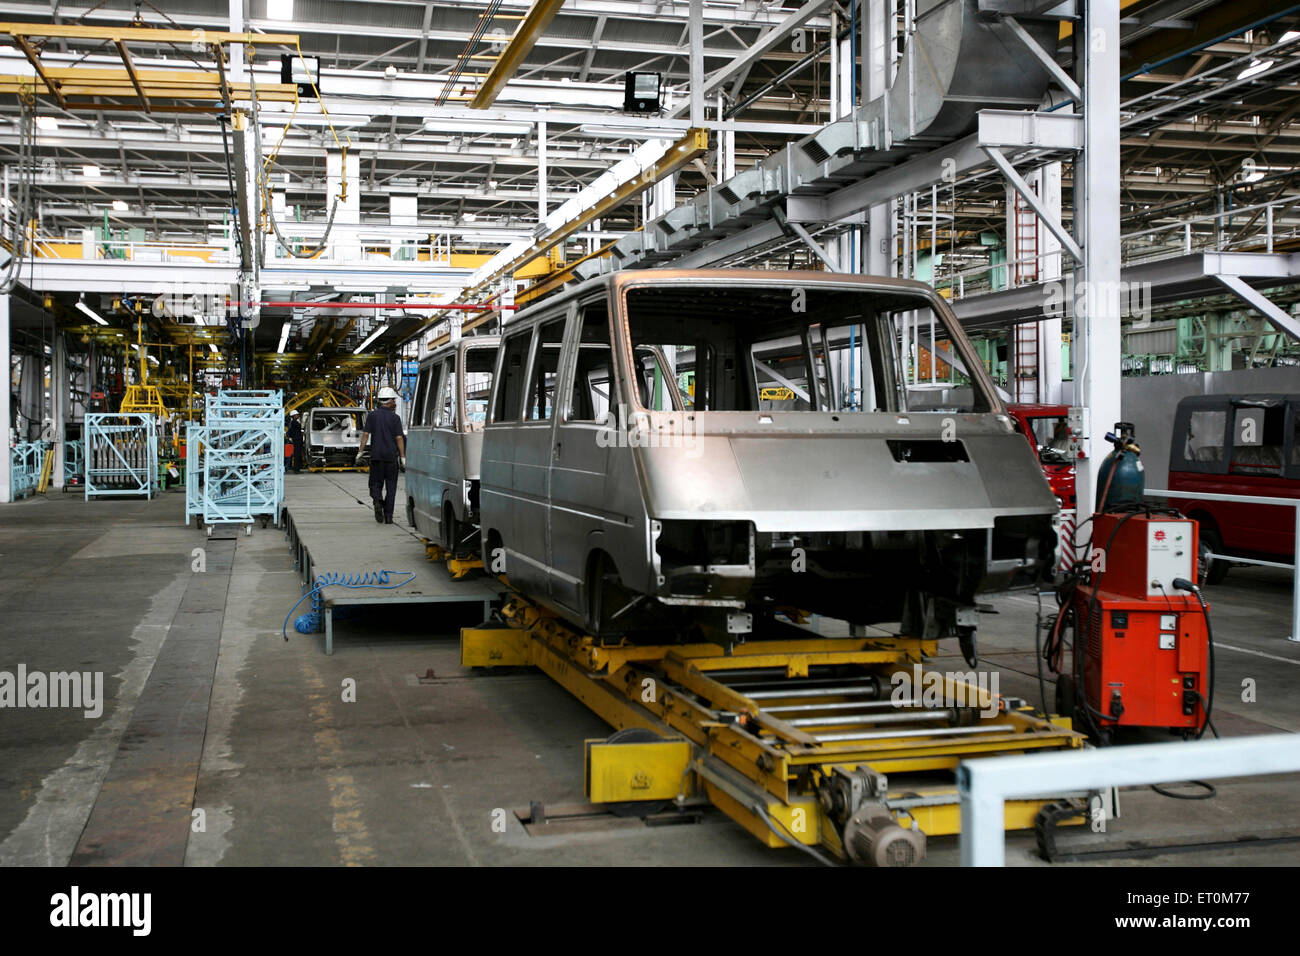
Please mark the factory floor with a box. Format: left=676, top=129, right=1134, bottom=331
left=1, top=473, right=1298, bottom=867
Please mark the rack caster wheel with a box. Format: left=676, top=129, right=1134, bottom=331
left=244, top=524, right=252, bottom=537
left=206, top=525, right=213, bottom=538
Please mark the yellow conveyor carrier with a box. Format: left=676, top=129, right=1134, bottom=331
left=431, top=542, right=1091, bottom=866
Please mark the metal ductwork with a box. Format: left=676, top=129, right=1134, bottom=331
left=575, top=0, right=1059, bottom=279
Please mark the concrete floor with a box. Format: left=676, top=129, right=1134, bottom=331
left=1, top=472, right=1298, bottom=867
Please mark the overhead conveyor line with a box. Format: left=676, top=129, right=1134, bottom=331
left=462, top=592, right=1090, bottom=866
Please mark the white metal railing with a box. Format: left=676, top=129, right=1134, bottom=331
left=1146, top=487, right=1300, bottom=643
left=958, top=734, right=1300, bottom=866
left=930, top=194, right=1300, bottom=303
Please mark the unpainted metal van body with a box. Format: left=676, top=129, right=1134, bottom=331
left=405, top=335, right=500, bottom=548
left=479, top=270, right=1058, bottom=639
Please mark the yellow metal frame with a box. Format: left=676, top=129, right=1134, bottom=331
left=119, top=384, right=167, bottom=418
left=468, top=0, right=567, bottom=110
left=462, top=592, right=1090, bottom=861
left=0, top=23, right=300, bottom=112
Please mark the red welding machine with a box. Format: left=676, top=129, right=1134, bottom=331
left=1063, top=513, right=1211, bottom=736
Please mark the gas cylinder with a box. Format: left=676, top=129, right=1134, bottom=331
left=1096, top=422, right=1144, bottom=512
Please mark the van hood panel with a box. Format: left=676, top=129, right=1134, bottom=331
left=638, top=432, right=1056, bottom=532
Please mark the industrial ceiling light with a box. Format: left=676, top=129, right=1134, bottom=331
left=1237, top=59, right=1274, bottom=80
left=623, top=72, right=662, bottom=114
left=34, top=116, right=58, bottom=131
left=353, top=324, right=389, bottom=354
left=111, top=200, right=128, bottom=212
left=422, top=119, right=534, bottom=135
left=277, top=319, right=291, bottom=354
left=266, top=0, right=293, bottom=22
left=81, top=165, right=100, bottom=178
left=281, top=53, right=321, bottom=98
left=76, top=297, right=108, bottom=326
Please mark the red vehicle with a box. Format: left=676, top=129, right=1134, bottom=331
left=1007, top=403, right=1077, bottom=512
left=1168, top=394, right=1299, bottom=584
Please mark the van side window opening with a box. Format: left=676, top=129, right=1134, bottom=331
left=1231, top=404, right=1285, bottom=474
left=568, top=301, right=614, bottom=422
left=436, top=355, right=458, bottom=427
left=1184, top=409, right=1226, bottom=463
left=493, top=330, right=532, bottom=422
left=412, top=367, right=432, bottom=426
left=464, top=347, right=495, bottom=427
left=621, top=285, right=984, bottom=413
left=525, top=318, right=566, bottom=421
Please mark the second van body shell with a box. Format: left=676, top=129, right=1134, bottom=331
left=405, top=335, right=500, bottom=548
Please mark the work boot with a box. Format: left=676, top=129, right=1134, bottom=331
left=373, top=501, right=384, bottom=523
left=384, top=516, right=394, bottom=524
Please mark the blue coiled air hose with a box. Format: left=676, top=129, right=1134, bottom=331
left=281, top=569, right=417, bottom=639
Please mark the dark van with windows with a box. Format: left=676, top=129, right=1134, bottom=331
left=1168, top=393, right=1300, bottom=583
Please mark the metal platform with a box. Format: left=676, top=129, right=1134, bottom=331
left=281, top=474, right=503, bottom=654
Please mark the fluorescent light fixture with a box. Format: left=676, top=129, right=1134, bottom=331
left=578, top=123, right=682, bottom=139
left=1237, top=59, right=1274, bottom=80
left=423, top=119, right=533, bottom=135
left=209, top=343, right=219, bottom=354
left=111, top=200, right=128, bottom=212
left=35, top=116, right=58, bottom=131
left=267, top=0, right=293, bottom=21
left=353, top=324, right=390, bottom=354
left=82, top=164, right=100, bottom=178
left=257, top=111, right=371, bottom=128
left=76, top=299, right=108, bottom=325
left=1282, top=31, right=1300, bottom=44
left=332, top=285, right=388, bottom=293
left=278, top=319, right=291, bottom=354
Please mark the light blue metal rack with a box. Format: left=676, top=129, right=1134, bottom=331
left=185, top=389, right=284, bottom=532
left=9, top=441, right=47, bottom=500
left=85, top=414, right=157, bottom=499
left=64, top=438, right=85, bottom=487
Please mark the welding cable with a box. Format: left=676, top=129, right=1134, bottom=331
left=751, top=802, right=839, bottom=867
left=281, top=569, right=417, bottom=640
left=1173, top=577, right=1216, bottom=741
left=1150, top=779, right=1216, bottom=800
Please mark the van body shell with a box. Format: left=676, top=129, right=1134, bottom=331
left=479, top=270, right=1058, bottom=631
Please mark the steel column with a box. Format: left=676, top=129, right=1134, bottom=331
left=1075, top=0, right=1122, bottom=517
left=0, top=295, right=9, bottom=503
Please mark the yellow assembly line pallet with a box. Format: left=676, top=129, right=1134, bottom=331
left=457, top=583, right=1093, bottom=866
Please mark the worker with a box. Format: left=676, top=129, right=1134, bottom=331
left=286, top=409, right=304, bottom=474
left=356, top=386, right=406, bottom=524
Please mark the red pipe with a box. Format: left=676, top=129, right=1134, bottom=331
left=243, top=301, right=519, bottom=310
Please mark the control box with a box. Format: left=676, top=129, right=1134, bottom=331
left=1092, top=513, right=1196, bottom=599
left=1076, top=587, right=1209, bottom=730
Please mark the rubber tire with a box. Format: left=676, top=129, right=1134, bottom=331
left=1198, top=526, right=1229, bottom=586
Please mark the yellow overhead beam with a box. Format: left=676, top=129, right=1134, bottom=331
left=469, top=0, right=567, bottom=109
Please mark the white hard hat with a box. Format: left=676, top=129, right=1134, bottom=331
left=289, top=409, right=300, bottom=416
left=377, top=386, right=399, bottom=401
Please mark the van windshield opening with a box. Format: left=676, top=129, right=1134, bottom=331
left=621, top=283, right=991, bottom=413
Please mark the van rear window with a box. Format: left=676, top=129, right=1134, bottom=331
left=1184, top=410, right=1225, bottom=463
